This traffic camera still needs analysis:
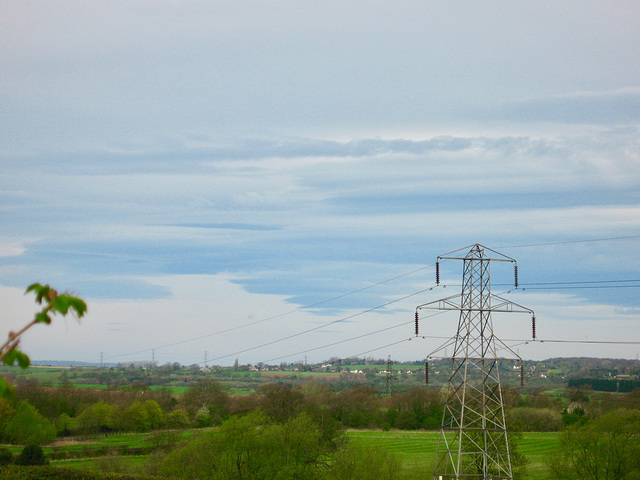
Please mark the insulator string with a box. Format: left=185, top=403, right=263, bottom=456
left=425, top=360, right=429, bottom=385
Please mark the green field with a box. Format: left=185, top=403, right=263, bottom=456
left=347, top=430, right=557, bottom=480
left=42, top=429, right=556, bottom=479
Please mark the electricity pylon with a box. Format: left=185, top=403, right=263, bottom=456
left=384, top=355, right=394, bottom=397
left=416, top=244, right=534, bottom=480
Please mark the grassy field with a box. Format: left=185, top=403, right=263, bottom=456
left=42, top=428, right=556, bottom=479
left=348, top=430, right=557, bottom=480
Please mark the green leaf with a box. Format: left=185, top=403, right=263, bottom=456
left=52, top=294, right=87, bottom=318
left=25, top=282, right=43, bottom=295
left=2, top=349, right=31, bottom=369
left=15, top=351, right=31, bottom=369
left=26, top=283, right=50, bottom=304
left=50, top=295, right=71, bottom=315
left=68, top=297, right=88, bottom=317
left=3, top=350, right=16, bottom=366
left=0, top=377, right=15, bottom=400
left=35, top=311, right=52, bottom=324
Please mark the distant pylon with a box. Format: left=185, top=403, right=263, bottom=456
left=416, top=244, right=534, bottom=480
left=385, top=355, right=394, bottom=397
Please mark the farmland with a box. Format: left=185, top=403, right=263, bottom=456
left=3, top=429, right=557, bottom=479
left=2, top=358, right=639, bottom=479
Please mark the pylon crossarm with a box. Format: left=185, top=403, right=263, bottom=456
left=438, top=244, right=517, bottom=263
left=417, top=293, right=463, bottom=311
left=489, top=294, right=534, bottom=314
left=493, top=336, right=522, bottom=362
left=419, top=292, right=534, bottom=313
left=435, top=355, right=518, bottom=362
left=426, top=336, right=458, bottom=358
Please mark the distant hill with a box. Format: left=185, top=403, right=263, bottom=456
left=32, top=360, right=117, bottom=367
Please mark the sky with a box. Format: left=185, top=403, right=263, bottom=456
left=1, top=1, right=640, bottom=367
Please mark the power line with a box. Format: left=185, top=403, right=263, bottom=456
left=103, top=277, right=640, bottom=365
left=496, top=234, right=640, bottom=249
left=100, top=235, right=640, bottom=364
left=207, top=286, right=440, bottom=363
left=103, top=264, right=436, bottom=361
left=260, top=311, right=448, bottom=364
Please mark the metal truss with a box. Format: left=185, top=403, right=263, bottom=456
left=418, top=244, right=534, bottom=480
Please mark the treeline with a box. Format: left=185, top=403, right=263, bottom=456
left=6, top=380, right=443, bottom=443
left=568, top=377, right=640, bottom=393
left=4, top=378, right=640, bottom=446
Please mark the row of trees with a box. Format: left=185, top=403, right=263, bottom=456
left=149, top=411, right=408, bottom=480
left=7, top=375, right=640, bottom=445
left=6, top=380, right=443, bottom=441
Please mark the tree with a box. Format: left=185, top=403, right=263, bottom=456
left=549, top=408, right=640, bottom=480
left=0, top=283, right=86, bottom=397
left=4, top=401, right=56, bottom=445
left=0, top=398, right=15, bottom=440
left=156, top=411, right=338, bottom=480
left=507, top=407, right=563, bottom=432
left=77, top=401, right=115, bottom=434
left=384, top=388, right=442, bottom=430
left=164, top=408, right=190, bottom=429
left=144, top=399, right=164, bottom=430
left=111, top=401, right=150, bottom=432
left=54, top=413, right=74, bottom=437
left=15, top=444, right=47, bottom=466
left=329, top=386, right=382, bottom=428
left=256, top=383, right=305, bottom=424
left=0, top=447, right=12, bottom=466
left=181, top=378, right=230, bottom=424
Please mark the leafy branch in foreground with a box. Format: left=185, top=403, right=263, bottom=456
left=0, top=283, right=87, bottom=370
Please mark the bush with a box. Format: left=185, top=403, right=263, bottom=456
left=549, top=408, right=640, bottom=480
left=156, top=411, right=337, bottom=480
left=15, top=445, right=47, bottom=466
left=508, top=407, right=563, bottom=432
left=4, top=401, right=56, bottom=445
left=0, top=447, right=12, bottom=466
left=0, top=465, right=158, bottom=479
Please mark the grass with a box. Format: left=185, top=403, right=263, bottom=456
left=35, top=427, right=557, bottom=479
left=347, top=429, right=557, bottom=480
left=518, top=432, right=559, bottom=479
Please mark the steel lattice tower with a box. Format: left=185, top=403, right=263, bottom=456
left=416, top=244, right=534, bottom=480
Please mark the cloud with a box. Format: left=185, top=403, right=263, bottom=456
left=482, top=88, right=640, bottom=125
left=2, top=2, right=640, bottom=362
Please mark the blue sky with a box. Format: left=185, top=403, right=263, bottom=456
left=1, top=1, right=640, bottom=366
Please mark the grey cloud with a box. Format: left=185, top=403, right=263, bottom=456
left=481, top=89, right=640, bottom=125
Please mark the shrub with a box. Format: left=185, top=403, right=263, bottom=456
left=508, top=407, right=563, bottom=431
left=15, top=445, right=47, bottom=466
left=4, top=402, right=56, bottom=445
left=0, top=447, right=12, bottom=466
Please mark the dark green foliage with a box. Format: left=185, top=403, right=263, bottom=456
left=1, top=350, right=30, bottom=370
left=508, top=407, right=563, bottom=431
left=1, top=283, right=86, bottom=389
left=15, top=445, right=47, bottom=466
left=329, top=386, right=382, bottom=428
left=561, top=404, right=587, bottom=427
left=569, top=377, right=640, bottom=393
left=4, top=401, right=56, bottom=445
left=156, top=411, right=336, bottom=480
left=256, top=383, right=305, bottom=423
left=384, top=388, right=443, bottom=430
left=0, top=447, right=12, bottom=466
left=549, top=408, right=640, bottom=480
left=0, top=465, right=156, bottom=479
left=181, top=378, right=230, bottom=424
